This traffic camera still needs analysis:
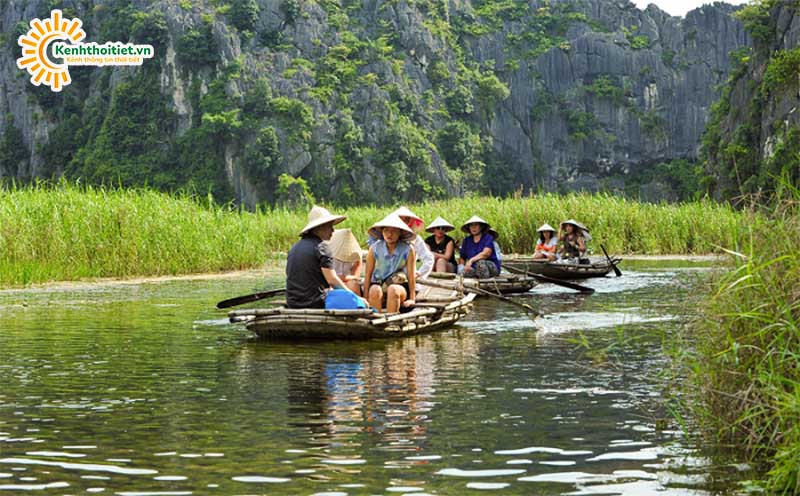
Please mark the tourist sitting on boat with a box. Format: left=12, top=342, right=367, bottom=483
left=392, top=206, right=434, bottom=279
left=558, top=219, right=591, bottom=260
left=328, top=228, right=363, bottom=296
left=363, top=214, right=417, bottom=313
left=367, top=207, right=434, bottom=278
left=458, top=215, right=501, bottom=279
left=533, top=223, right=558, bottom=261
left=286, top=206, right=365, bottom=309
left=424, top=216, right=458, bottom=273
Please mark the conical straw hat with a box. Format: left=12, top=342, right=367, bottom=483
left=328, top=228, right=362, bottom=263
left=537, top=223, right=556, bottom=233
left=460, top=215, right=491, bottom=234
left=300, top=205, right=346, bottom=235
left=391, top=206, right=424, bottom=229
left=425, top=216, right=455, bottom=233
left=559, top=219, right=592, bottom=241
left=368, top=213, right=415, bottom=242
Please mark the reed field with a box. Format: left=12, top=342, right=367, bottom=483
left=681, top=185, right=800, bottom=493
left=1, top=181, right=748, bottom=286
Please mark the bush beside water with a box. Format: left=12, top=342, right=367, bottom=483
left=682, top=186, right=799, bottom=492
left=0, top=182, right=746, bottom=286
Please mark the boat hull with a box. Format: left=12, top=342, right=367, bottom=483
left=504, top=257, right=620, bottom=280
left=424, top=273, right=537, bottom=294
left=228, top=293, right=476, bottom=340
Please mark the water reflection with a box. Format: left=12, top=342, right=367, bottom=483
left=0, top=263, right=754, bottom=494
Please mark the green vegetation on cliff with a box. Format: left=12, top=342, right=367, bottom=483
left=701, top=0, right=800, bottom=202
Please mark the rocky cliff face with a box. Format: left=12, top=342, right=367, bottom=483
left=0, top=0, right=750, bottom=206
left=702, top=1, right=800, bottom=201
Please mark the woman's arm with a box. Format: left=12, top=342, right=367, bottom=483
left=469, top=247, right=493, bottom=263
left=405, top=247, right=416, bottom=306
left=363, top=248, right=375, bottom=296
left=349, top=259, right=362, bottom=277
left=443, top=240, right=454, bottom=262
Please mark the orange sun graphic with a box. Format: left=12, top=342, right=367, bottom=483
left=16, top=10, right=86, bottom=92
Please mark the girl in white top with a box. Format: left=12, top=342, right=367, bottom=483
left=533, top=223, right=558, bottom=262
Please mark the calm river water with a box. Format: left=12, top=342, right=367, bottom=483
left=0, top=260, right=752, bottom=495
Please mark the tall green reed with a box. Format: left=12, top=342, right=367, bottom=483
left=0, top=182, right=747, bottom=286
left=682, top=184, right=799, bottom=493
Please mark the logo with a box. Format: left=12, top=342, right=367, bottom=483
left=17, top=10, right=154, bottom=92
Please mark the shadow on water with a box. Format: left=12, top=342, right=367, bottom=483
left=0, top=261, right=753, bottom=494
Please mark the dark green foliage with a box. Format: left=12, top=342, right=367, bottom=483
left=243, top=126, right=281, bottom=192
left=230, top=0, right=260, bottom=32
left=565, top=109, right=599, bottom=141
left=0, top=116, right=27, bottom=177
left=762, top=47, right=800, bottom=94
left=733, top=0, right=775, bottom=44
left=374, top=117, right=444, bottom=201
left=583, top=75, right=624, bottom=104
left=639, top=111, right=666, bottom=140
left=177, top=23, right=218, bottom=66
left=276, top=173, right=315, bottom=208
left=482, top=151, right=517, bottom=195
left=437, top=121, right=485, bottom=192
left=661, top=48, right=676, bottom=67
left=474, top=70, right=510, bottom=114
left=69, top=68, right=175, bottom=189
left=282, top=0, right=300, bottom=25
left=131, top=10, right=169, bottom=53
left=242, top=78, right=273, bottom=118
left=444, top=84, right=474, bottom=116
left=270, top=97, right=313, bottom=143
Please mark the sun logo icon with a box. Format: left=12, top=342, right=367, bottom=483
left=16, top=10, right=85, bottom=92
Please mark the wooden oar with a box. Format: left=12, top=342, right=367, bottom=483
left=502, top=265, right=595, bottom=294
left=419, top=278, right=540, bottom=318
left=600, top=244, right=622, bottom=277
left=216, top=288, right=286, bottom=309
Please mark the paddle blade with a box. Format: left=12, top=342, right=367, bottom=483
left=216, top=288, right=286, bottom=309
left=600, top=245, right=622, bottom=277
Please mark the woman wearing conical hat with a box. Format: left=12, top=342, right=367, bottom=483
left=286, top=206, right=364, bottom=309
left=424, top=216, right=457, bottom=273
left=558, top=219, right=590, bottom=260
left=391, top=206, right=434, bottom=279
left=458, top=215, right=501, bottom=279
left=363, top=213, right=417, bottom=313
left=533, top=223, right=558, bottom=262
left=328, top=228, right=363, bottom=296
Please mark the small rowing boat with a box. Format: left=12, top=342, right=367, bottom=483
left=503, top=256, right=622, bottom=280
left=422, top=272, right=537, bottom=295
left=228, top=288, right=475, bottom=340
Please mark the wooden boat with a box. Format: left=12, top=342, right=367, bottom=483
left=422, top=272, right=537, bottom=295
left=503, top=256, right=622, bottom=280
left=228, top=288, right=475, bottom=340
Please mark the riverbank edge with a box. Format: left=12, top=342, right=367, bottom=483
left=0, top=254, right=728, bottom=291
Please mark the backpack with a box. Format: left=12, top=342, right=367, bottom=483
left=325, top=289, right=367, bottom=310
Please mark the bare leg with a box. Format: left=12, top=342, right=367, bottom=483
left=368, top=284, right=383, bottom=311
left=386, top=284, right=407, bottom=313
left=346, top=279, right=361, bottom=296
left=435, top=258, right=447, bottom=272
left=533, top=252, right=545, bottom=259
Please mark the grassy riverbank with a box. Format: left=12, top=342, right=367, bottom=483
left=681, top=186, right=799, bottom=492
left=1, top=182, right=747, bottom=286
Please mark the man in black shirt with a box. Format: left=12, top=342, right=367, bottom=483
left=286, top=206, right=363, bottom=308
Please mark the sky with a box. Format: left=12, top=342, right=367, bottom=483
left=632, top=0, right=750, bottom=17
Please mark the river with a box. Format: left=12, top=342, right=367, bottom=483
left=0, top=260, right=753, bottom=495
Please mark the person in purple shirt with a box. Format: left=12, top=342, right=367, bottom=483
left=458, top=215, right=501, bottom=279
